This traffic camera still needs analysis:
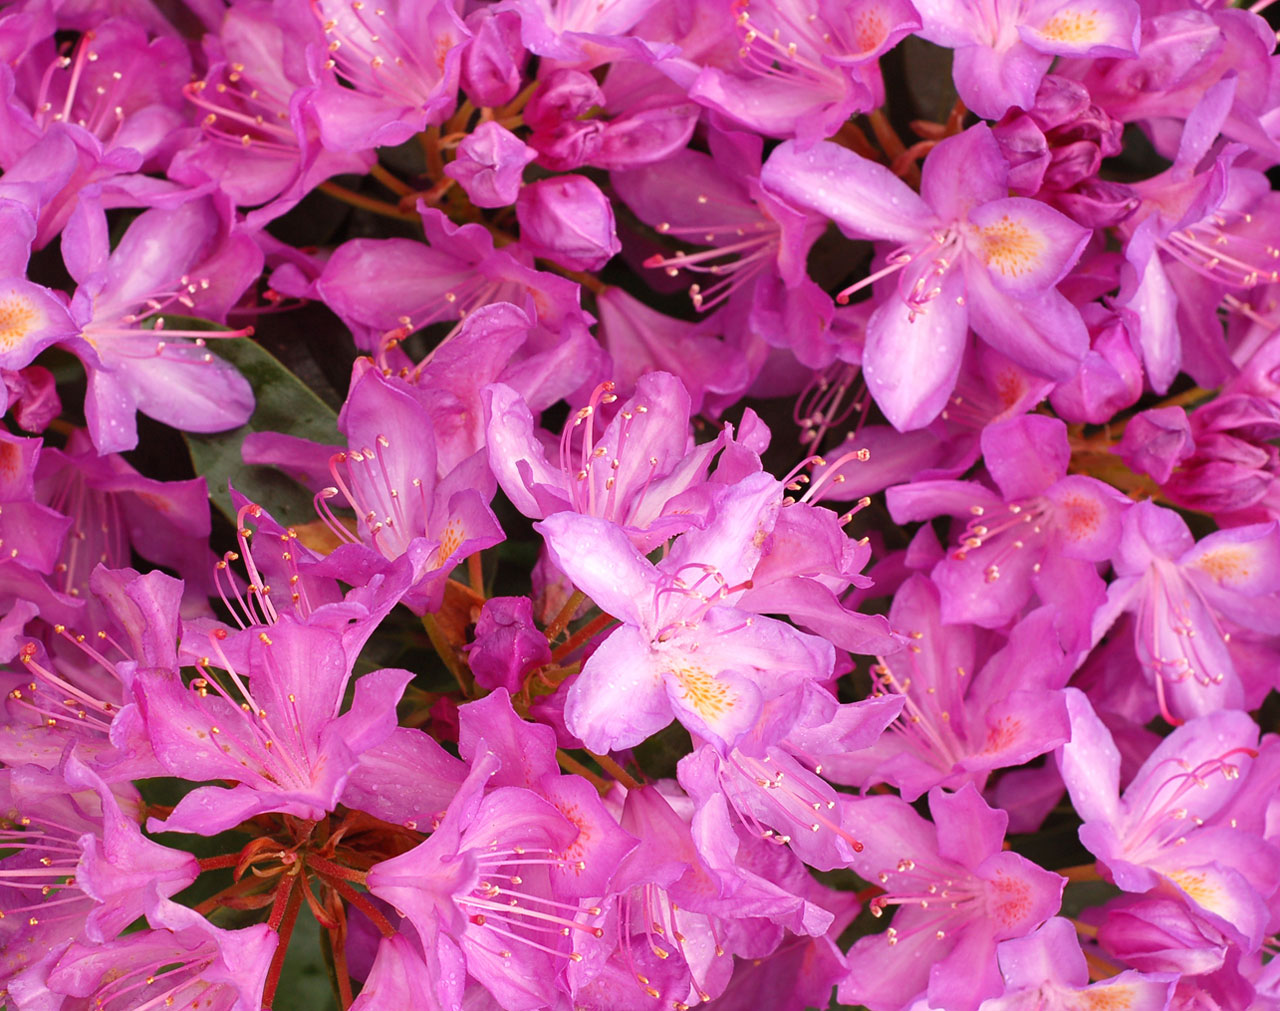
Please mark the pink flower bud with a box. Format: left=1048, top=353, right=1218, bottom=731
left=1115, top=406, right=1195, bottom=483
left=516, top=175, right=620, bottom=271
left=467, top=596, right=552, bottom=693
left=460, top=8, right=526, bottom=107
left=444, top=121, right=535, bottom=207
left=525, top=70, right=604, bottom=132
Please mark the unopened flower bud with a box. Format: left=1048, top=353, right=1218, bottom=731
left=516, top=175, right=620, bottom=271
left=445, top=121, right=535, bottom=207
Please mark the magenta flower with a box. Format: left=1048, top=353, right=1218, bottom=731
left=515, top=174, right=621, bottom=272
left=171, top=1, right=373, bottom=225
left=993, top=75, right=1134, bottom=228
left=1115, top=77, right=1277, bottom=393
left=249, top=364, right=505, bottom=614
left=309, top=0, right=470, bottom=151
left=2, top=565, right=179, bottom=781
left=1048, top=307, right=1145, bottom=426
left=595, top=286, right=749, bottom=415
left=460, top=7, right=526, bottom=107
left=980, top=916, right=1176, bottom=1010
left=0, top=16, right=191, bottom=171
left=841, top=784, right=1064, bottom=1011
left=12, top=899, right=276, bottom=1011
left=142, top=616, right=413, bottom=835
left=912, top=0, right=1138, bottom=119
left=313, top=207, right=586, bottom=351
left=1163, top=395, right=1280, bottom=525
left=614, top=130, right=833, bottom=366
left=0, top=430, right=74, bottom=614
left=818, top=575, right=1071, bottom=801
left=677, top=686, right=899, bottom=872
left=1091, top=501, right=1280, bottom=722
left=526, top=63, right=698, bottom=173
left=368, top=746, right=611, bottom=1011
left=444, top=120, right=535, bottom=208
left=887, top=414, right=1130, bottom=649
left=311, top=365, right=504, bottom=613
left=1061, top=6, right=1278, bottom=155
left=495, top=0, right=666, bottom=66
left=0, top=197, right=79, bottom=377
left=2, top=362, right=60, bottom=434
left=1058, top=689, right=1280, bottom=953
left=537, top=473, right=835, bottom=753
left=467, top=596, right=553, bottom=694
left=35, top=428, right=217, bottom=620
left=348, top=934, right=448, bottom=1011
left=577, top=776, right=846, bottom=1006
left=762, top=124, right=1091, bottom=430
left=0, top=755, right=196, bottom=983
left=60, top=193, right=258, bottom=452
left=685, top=0, right=921, bottom=144
left=486, top=372, right=732, bottom=551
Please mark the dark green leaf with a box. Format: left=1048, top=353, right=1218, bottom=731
left=182, top=335, right=340, bottom=525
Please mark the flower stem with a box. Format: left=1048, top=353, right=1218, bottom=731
left=369, top=162, right=415, bottom=197
left=552, top=612, right=616, bottom=662
left=307, top=854, right=367, bottom=884
left=1071, top=918, right=1099, bottom=939
left=330, top=922, right=355, bottom=1009
left=555, top=749, right=612, bottom=793
left=421, top=126, right=444, bottom=181
left=833, top=120, right=880, bottom=161
left=319, top=181, right=420, bottom=222
left=193, top=875, right=267, bottom=915
left=495, top=81, right=538, bottom=121
left=397, top=177, right=457, bottom=212
left=262, top=874, right=304, bottom=1009
left=325, top=874, right=398, bottom=940
left=544, top=590, right=587, bottom=643
left=1083, top=948, right=1123, bottom=982
left=587, top=751, right=642, bottom=790
left=867, top=109, right=920, bottom=188
left=545, top=265, right=607, bottom=295
left=197, top=852, right=243, bottom=872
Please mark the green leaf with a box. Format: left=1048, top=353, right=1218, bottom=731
left=183, top=335, right=340, bottom=526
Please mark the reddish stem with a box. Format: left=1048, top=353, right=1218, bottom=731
left=197, top=852, right=244, bottom=872
left=193, top=875, right=266, bottom=916
left=331, top=923, right=355, bottom=1009
left=543, top=590, right=586, bottom=644
left=308, top=853, right=368, bottom=884
left=324, top=875, right=397, bottom=939
left=555, top=749, right=612, bottom=793
left=552, top=612, right=616, bottom=662
left=262, top=875, right=304, bottom=1009
left=268, top=872, right=300, bottom=931
left=587, top=750, right=642, bottom=791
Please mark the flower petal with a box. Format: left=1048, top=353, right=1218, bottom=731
left=863, top=268, right=969, bottom=431
left=761, top=139, right=934, bottom=244
left=564, top=625, right=673, bottom=752
left=967, top=198, right=1090, bottom=294
left=1019, top=0, right=1140, bottom=56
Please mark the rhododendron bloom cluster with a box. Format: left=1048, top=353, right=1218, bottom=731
left=5, top=0, right=1280, bottom=1008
